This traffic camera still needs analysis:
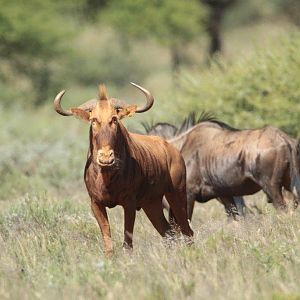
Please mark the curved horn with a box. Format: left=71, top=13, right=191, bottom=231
left=54, top=91, right=99, bottom=116
left=130, top=82, right=154, bottom=113
left=53, top=90, right=73, bottom=116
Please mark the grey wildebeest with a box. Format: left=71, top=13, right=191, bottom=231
left=53, top=83, right=193, bottom=255
left=146, top=113, right=300, bottom=220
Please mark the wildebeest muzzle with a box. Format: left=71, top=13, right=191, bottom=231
left=96, top=148, right=115, bottom=167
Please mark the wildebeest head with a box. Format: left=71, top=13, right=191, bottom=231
left=54, top=83, right=154, bottom=168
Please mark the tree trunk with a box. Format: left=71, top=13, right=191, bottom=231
left=208, top=4, right=224, bottom=56
left=170, top=46, right=181, bottom=75
left=33, top=66, right=51, bottom=106
left=201, top=0, right=237, bottom=57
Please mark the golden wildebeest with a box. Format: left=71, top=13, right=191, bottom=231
left=146, top=113, right=300, bottom=220
left=53, top=83, right=193, bottom=255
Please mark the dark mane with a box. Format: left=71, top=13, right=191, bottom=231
left=202, top=119, right=240, bottom=132
left=142, top=111, right=240, bottom=138
left=141, top=121, right=176, bottom=133
left=177, top=111, right=216, bottom=135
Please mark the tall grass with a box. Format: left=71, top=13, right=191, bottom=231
left=1, top=192, right=300, bottom=299
left=0, top=98, right=300, bottom=300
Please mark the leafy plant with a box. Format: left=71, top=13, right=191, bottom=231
left=178, top=33, right=300, bottom=136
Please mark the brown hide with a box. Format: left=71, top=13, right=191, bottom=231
left=54, top=84, right=193, bottom=255
left=169, top=121, right=300, bottom=219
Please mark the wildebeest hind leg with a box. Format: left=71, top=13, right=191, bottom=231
left=165, top=191, right=194, bottom=243
left=142, top=200, right=172, bottom=237
left=263, top=186, right=288, bottom=211
left=258, top=150, right=289, bottom=211
left=282, top=188, right=299, bottom=210
left=219, top=197, right=240, bottom=221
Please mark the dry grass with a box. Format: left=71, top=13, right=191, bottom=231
left=0, top=190, right=300, bottom=300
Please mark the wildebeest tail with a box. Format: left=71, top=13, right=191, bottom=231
left=289, top=139, right=300, bottom=202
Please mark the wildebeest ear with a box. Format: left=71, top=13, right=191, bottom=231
left=118, top=105, right=137, bottom=119
left=71, top=108, right=90, bottom=122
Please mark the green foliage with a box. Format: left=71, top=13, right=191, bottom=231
left=224, top=0, right=278, bottom=26
left=225, top=0, right=300, bottom=28
left=105, top=0, right=207, bottom=46
left=177, top=33, right=300, bottom=136
left=0, top=0, right=77, bottom=105
left=68, top=28, right=148, bottom=86
left=0, top=1, right=65, bottom=59
left=103, top=0, right=207, bottom=72
left=0, top=0, right=297, bottom=108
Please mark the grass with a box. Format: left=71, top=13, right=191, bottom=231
left=1, top=191, right=300, bottom=299
left=0, top=107, right=300, bottom=300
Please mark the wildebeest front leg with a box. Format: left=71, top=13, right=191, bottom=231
left=91, top=200, right=113, bottom=256
left=123, top=205, right=136, bottom=250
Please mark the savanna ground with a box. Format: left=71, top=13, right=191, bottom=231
left=1, top=5, right=300, bottom=299
left=1, top=94, right=300, bottom=300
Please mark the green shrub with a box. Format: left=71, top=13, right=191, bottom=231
left=177, top=32, right=300, bottom=137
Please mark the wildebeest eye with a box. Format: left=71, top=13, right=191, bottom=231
left=91, top=119, right=98, bottom=127
left=115, top=106, right=121, bottom=114
left=111, top=116, right=118, bottom=124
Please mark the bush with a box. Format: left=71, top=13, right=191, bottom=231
left=177, top=32, right=300, bottom=137
left=0, top=0, right=76, bottom=106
